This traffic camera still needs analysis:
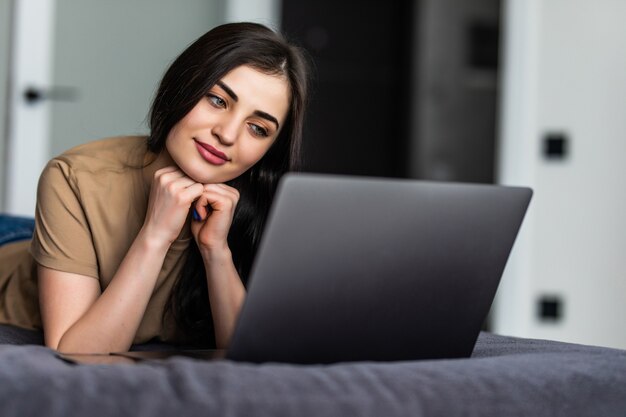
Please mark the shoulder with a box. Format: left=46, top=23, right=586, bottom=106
left=41, top=136, right=148, bottom=182
left=38, top=135, right=150, bottom=194
left=53, top=136, right=148, bottom=171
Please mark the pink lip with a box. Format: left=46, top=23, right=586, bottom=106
left=194, top=139, right=230, bottom=165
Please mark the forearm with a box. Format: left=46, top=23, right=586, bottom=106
left=202, top=248, right=246, bottom=349
left=57, top=230, right=170, bottom=353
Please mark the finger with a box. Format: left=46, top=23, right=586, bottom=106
left=178, top=182, right=205, bottom=205
left=193, top=193, right=214, bottom=221
left=214, top=183, right=241, bottom=199
left=200, top=187, right=239, bottom=212
left=204, top=183, right=240, bottom=201
left=154, top=168, right=185, bottom=187
left=169, top=176, right=198, bottom=191
left=153, top=166, right=180, bottom=179
left=156, top=170, right=203, bottom=197
left=154, top=165, right=179, bottom=174
left=193, top=188, right=238, bottom=220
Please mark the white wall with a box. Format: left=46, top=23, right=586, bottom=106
left=50, top=0, right=226, bottom=157
left=494, top=0, right=626, bottom=349
left=225, top=0, right=281, bottom=29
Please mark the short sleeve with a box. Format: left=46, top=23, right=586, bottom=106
left=30, top=159, right=99, bottom=279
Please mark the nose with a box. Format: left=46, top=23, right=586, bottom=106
left=212, top=115, right=239, bottom=146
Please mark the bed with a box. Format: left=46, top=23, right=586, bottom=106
left=1, top=324, right=624, bottom=417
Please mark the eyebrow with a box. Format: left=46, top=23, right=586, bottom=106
left=216, top=80, right=281, bottom=130
left=253, top=110, right=280, bottom=130
left=216, top=80, right=238, bottom=102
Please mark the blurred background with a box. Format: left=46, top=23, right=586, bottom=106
left=1, top=0, right=624, bottom=349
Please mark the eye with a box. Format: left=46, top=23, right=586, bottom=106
left=207, top=94, right=226, bottom=108
left=248, top=123, right=269, bottom=138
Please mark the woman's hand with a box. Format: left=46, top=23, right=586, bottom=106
left=191, top=183, right=240, bottom=254
left=142, top=167, right=205, bottom=245
left=191, top=183, right=245, bottom=349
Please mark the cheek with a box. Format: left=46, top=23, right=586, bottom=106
left=164, top=131, right=179, bottom=159
left=165, top=122, right=183, bottom=146
left=165, top=108, right=200, bottom=148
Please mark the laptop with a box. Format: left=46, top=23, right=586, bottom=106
left=60, top=173, right=532, bottom=365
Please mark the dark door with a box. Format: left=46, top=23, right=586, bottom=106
left=282, top=0, right=415, bottom=178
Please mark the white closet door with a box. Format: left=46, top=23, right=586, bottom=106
left=495, top=0, right=626, bottom=350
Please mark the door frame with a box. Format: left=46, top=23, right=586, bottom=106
left=3, top=0, right=56, bottom=215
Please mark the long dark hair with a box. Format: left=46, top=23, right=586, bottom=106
left=148, top=22, right=310, bottom=346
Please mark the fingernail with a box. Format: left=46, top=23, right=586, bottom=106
left=192, top=208, right=201, bottom=221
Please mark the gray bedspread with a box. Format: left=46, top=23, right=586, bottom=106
left=1, top=325, right=625, bottom=417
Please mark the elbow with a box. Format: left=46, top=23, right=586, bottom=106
left=43, top=332, right=62, bottom=351
left=53, top=333, right=109, bottom=355
left=53, top=336, right=75, bottom=354
left=46, top=331, right=76, bottom=353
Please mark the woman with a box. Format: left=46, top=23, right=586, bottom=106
left=0, top=22, right=309, bottom=353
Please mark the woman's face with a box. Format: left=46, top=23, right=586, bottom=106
left=165, top=65, right=290, bottom=184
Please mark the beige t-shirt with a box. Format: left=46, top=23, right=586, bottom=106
left=0, top=136, right=191, bottom=344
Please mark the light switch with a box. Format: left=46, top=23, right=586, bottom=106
left=538, top=295, right=563, bottom=321
left=543, top=133, right=569, bottom=160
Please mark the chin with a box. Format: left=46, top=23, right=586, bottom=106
left=188, top=168, right=241, bottom=185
